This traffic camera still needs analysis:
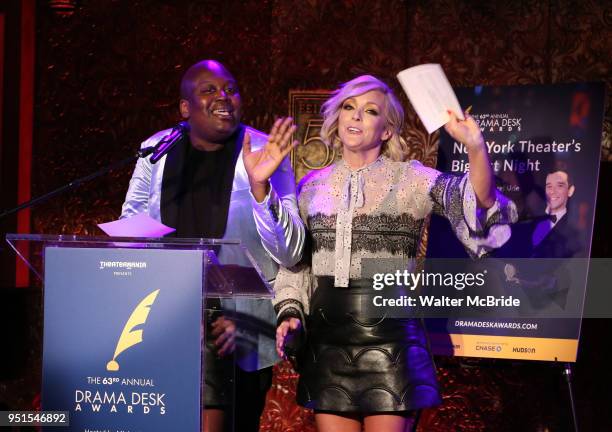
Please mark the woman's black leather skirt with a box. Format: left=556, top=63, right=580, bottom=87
left=296, top=277, right=441, bottom=413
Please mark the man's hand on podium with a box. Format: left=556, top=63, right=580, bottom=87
left=211, top=316, right=236, bottom=357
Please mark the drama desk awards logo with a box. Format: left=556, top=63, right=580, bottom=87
left=107, top=289, right=160, bottom=371
left=73, top=288, right=167, bottom=418
left=473, top=112, right=522, bottom=133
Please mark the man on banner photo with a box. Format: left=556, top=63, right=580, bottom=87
left=499, top=162, right=584, bottom=260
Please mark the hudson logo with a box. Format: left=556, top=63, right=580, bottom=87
left=106, top=289, right=160, bottom=371
left=513, top=347, right=536, bottom=354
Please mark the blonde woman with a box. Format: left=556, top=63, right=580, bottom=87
left=243, top=75, right=516, bottom=431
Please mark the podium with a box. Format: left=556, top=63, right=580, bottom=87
left=6, top=234, right=273, bottom=432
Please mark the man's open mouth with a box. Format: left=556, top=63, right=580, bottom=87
left=212, top=107, right=234, bottom=119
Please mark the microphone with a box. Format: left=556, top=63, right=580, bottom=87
left=149, top=121, right=190, bottom=164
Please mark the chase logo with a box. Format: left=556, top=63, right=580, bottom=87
left=475, top=343, right=502, bottom=352
left=106, top=289, right=160, bottom=371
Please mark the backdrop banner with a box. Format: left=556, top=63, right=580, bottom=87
left=426, top=82, right=605, bottom=361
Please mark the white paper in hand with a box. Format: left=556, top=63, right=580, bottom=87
left=396, top=64, right=464, bottom=134
left=98, top=213, right=176, bottom=237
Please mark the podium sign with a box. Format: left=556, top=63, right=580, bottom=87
left=6, top=233, right=273, bottom=431
left=42, top=247, right=202, bottom=431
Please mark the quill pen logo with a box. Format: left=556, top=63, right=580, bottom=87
left=106, top=289, right=160, bottom=371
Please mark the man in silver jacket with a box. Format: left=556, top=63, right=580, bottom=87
left=121, top=59, right=304, bottom=431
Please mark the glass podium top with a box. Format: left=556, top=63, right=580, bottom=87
left=6, top=234, right=272, bottom=298
left=6, top=233, right=240, bottom=247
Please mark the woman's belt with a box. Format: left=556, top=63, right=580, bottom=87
left=313, top=276, right=417, bottom=319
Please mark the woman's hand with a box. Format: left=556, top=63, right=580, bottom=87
left=242, top=117, right=298, bottom=201
left=445, top=109, right=496, bottom=208
left=444, top=110, right=485, bottom=152
left=276, top=317, right=302, bottom=359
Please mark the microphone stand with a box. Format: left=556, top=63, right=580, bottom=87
left=0, top=146, right=155, bottom=220
left=563, top=362, right=579, bottom=432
